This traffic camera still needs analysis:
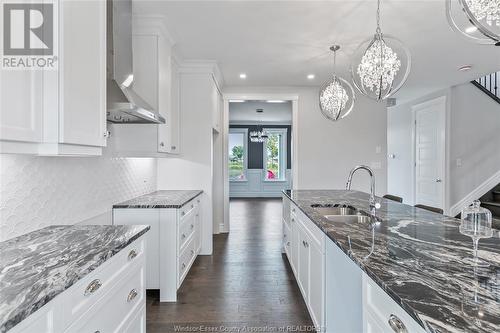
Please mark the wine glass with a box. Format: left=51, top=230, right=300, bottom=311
left=459, top=200, right=493, bottom=267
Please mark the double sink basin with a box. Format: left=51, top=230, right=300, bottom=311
left=311, top=204, right=377, bottom=225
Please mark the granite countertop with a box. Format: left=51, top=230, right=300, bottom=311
left=0, top=224, right=150, bottom=333
left=113, top=190, right=203, bottom=209
left=284, top=190, right=500, bottom=333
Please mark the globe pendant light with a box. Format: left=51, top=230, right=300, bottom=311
left=319, top=45, right=356, bottom=121
left=350, top=0, right=411, bottom=101
left=446, top=0, right=500, bottom=45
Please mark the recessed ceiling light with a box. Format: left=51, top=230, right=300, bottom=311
left=465, top=26, right=478, bottom=33
left=239, top=73, right=247, bottom=79
left=229, top=99, right=245, bottom=103
left=307, top=74, right=315, bottom=80
left=266, top=100, right=286, bottom=103
left=458, top=64, right=473, bottom=71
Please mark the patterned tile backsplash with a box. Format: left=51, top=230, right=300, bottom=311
left=0, top=154, right=157, bottom=241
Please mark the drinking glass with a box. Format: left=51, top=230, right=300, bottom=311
left=459, top=200, right=493, bottom=267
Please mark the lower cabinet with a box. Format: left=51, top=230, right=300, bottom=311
left=282, top=195, right=325, bottom=329
left=9, top=236, right=146, bottom=333
left=113, top=195, right=203, bottom=302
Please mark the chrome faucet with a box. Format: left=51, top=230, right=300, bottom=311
left=346, top=165, right=380, bottom=217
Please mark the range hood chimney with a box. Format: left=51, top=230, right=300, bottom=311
left=106, top=0, right=165, bottom=124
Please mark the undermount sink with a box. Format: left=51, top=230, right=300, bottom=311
left=311, top=204, right=374, bottom=224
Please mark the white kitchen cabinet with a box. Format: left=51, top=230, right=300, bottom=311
left=211, top=76, right=222, bottom=132
left=9, top=235, right=146, bottom=333
left=108, top=26, right=181, bottom=157
left=113, top=195, right=203, bottom=302
left=362, top=273, right=426, bottom=333
left=0, top=0, right=106, bottom=155
left=282, top=195, right=325, bottom=329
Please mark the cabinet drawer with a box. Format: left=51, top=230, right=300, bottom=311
left=177, top=235, right=197, bottom=287
left=65, top=262, right=145, bottom=333
left=179, top=209, right=197, bottom=252
left=61, top=237, right=145, bottom=326
left=363, top=273, right=426, bottom=333
left=283, top=221, right=291, bottom=258
left=179, top=198, right=199, bottom=221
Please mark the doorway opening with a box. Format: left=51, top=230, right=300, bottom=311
left=221, top=95, right=299, bottom=233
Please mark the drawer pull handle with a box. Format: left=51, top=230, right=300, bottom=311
left=388, top=314, right=408, bottom=333
left=191, top=249, right=195, bottom=256
left=128, top=249, right=137, bottom=261
left=292, top=208, right=295, bottom=212
left=283, top=234, right=287, bottom=238
left=182, top=263, right=186, bottom=270
left=286, top=241, right=290, bottom=246
left=182, top=233, right=186, bottom=239
left=181, top=211, right=186, bottom=216
left=291, top=218, right=295, bottom=222
left=197, top=199, right=200, bottom=203
left=191, top=204, right=194, bottom=208
left=191, top=224, right=194, bottom=229
left=84, top=279, right=102, bottom=296
left=127, top=289, right=138, bottom=303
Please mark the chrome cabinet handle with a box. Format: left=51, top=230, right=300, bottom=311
left=388, top=314, right=408, bottom=333
left=283, top=234, right=287, bottom=238
left=127, top=289, right=138, bottom=303
left=182, top=263, right=186, bottom=269
left=181, top=211, right=186, bottom=216
left=291, top=218, right=295, bottom=222
left=128, top=249, right=137, bottom=261
left=171, top=145, right=176, bottom=150
left=286, top=241, right=290, bottom=246
left=191, top=204, right=194, bottom=208
left=182, top=233, right=186, bottom=239
left=292, top=208, right=296, bottom=212
left=191, top=224, right=194, bottom=229
left=84, top=279, right=102, bottom=296
left=436, top=178, right=442, bottom=183
left=191, top=249, right=195, bottom=256
left=159, top=142, right=165, bottom=147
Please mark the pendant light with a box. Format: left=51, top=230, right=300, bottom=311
left=319, top=45, right=356, bottom=121
left=446, top=0, right=500, bottom=45
left=249, top=109, right=268, bottom=143
left=350, top=0, right=411, bottom=101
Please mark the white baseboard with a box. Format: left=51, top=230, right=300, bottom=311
left=449, top=169, right=500, bottom=217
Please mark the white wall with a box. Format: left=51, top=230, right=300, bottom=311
left=230, top=169, right=292, bottom=197
left=387, top=82, right=500, bottom=211
left=0, top=152, right=157, bottom=242
left=229, top=100, right=292, bottom=123
left=157, top=72, right=214, bottom=255
left=224, top=86, right=388, bottom=195
left=449, top=84, right=500, bottom=205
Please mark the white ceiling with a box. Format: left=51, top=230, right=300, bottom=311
left=229, top=100, right=292, bottom=123
left=134, top=0, right=500, bottom=103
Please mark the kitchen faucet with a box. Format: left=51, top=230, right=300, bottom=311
left=346, top=165, right=381, bottom=217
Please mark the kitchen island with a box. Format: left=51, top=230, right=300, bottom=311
left=283, top=190, right=500, bottom=333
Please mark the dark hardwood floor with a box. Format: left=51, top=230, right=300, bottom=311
left=147, top=198, right=313, bottom=332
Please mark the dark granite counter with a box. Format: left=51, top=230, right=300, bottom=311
left=283, top=190, right=500, bottom=333
left=0, top=224, right=150, bottom=332
left=113, top=190, right=203, bottom=209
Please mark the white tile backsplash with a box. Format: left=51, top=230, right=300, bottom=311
left=0, top=154, right=157, bottom=241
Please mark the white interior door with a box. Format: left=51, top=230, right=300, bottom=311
left=413, top=96, right=446, bottom=210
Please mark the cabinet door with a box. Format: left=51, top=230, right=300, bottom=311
left=133, top=35, right=159, bottom=111
left=157, top=36, right=171, bottom=153
left=297, top=225, right=310, bottom=301
left=59, top=0, right=106, bottom=147
left=0, top=70, right=43, bottom=143
left=290, top=216, right=299, bottom=275
left=309, top=241, right=324, bottom=328
left=164, top=57, right=181, bottom=154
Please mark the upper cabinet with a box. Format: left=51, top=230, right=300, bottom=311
left=211, top=77, right=222, bottom=133
left=107, top=22, right=181, bottom=157
left=0, top=0, right=107, bottom=155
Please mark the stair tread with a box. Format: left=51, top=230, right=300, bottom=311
left=482, top=201, right=500, bottom=207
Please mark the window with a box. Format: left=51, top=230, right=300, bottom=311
left=263, top=128, right=287, bottom=181
left=228, top=129, right=248, bottom=181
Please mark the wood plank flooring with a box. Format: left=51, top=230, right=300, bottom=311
left=146, top=198, right=313, bottom=332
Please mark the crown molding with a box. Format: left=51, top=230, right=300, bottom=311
left=133, top=15, right=176, bottom=47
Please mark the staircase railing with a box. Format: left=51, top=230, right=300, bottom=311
left=472, top=71, right=500, bottom=104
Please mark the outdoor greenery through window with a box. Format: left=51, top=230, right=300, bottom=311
left=228, top=130, right=247, bottom=181
left=264, top=129, right=287, bottom=181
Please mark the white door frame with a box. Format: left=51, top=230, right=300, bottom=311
left=411, top=95, right=447, bottom=212
left=220, top=93, right=299, bottom=233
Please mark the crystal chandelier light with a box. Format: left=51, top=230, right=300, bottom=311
left=447, top=0, right=500, bottom=45
left=351, top=0, right=411, bottom=101
left=319, top=45, right=356, bottom=121
left=249, top=128, right=268, bottom=143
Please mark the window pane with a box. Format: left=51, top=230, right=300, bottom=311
left=229, top=133, right=245, bottom=180
left=266, top=133, right=281, bottom=180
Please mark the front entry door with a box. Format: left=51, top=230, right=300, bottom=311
left=413, top=96, right=446, bottom=210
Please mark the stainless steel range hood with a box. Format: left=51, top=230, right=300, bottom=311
left=106, top=0, right=165, bottom=124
